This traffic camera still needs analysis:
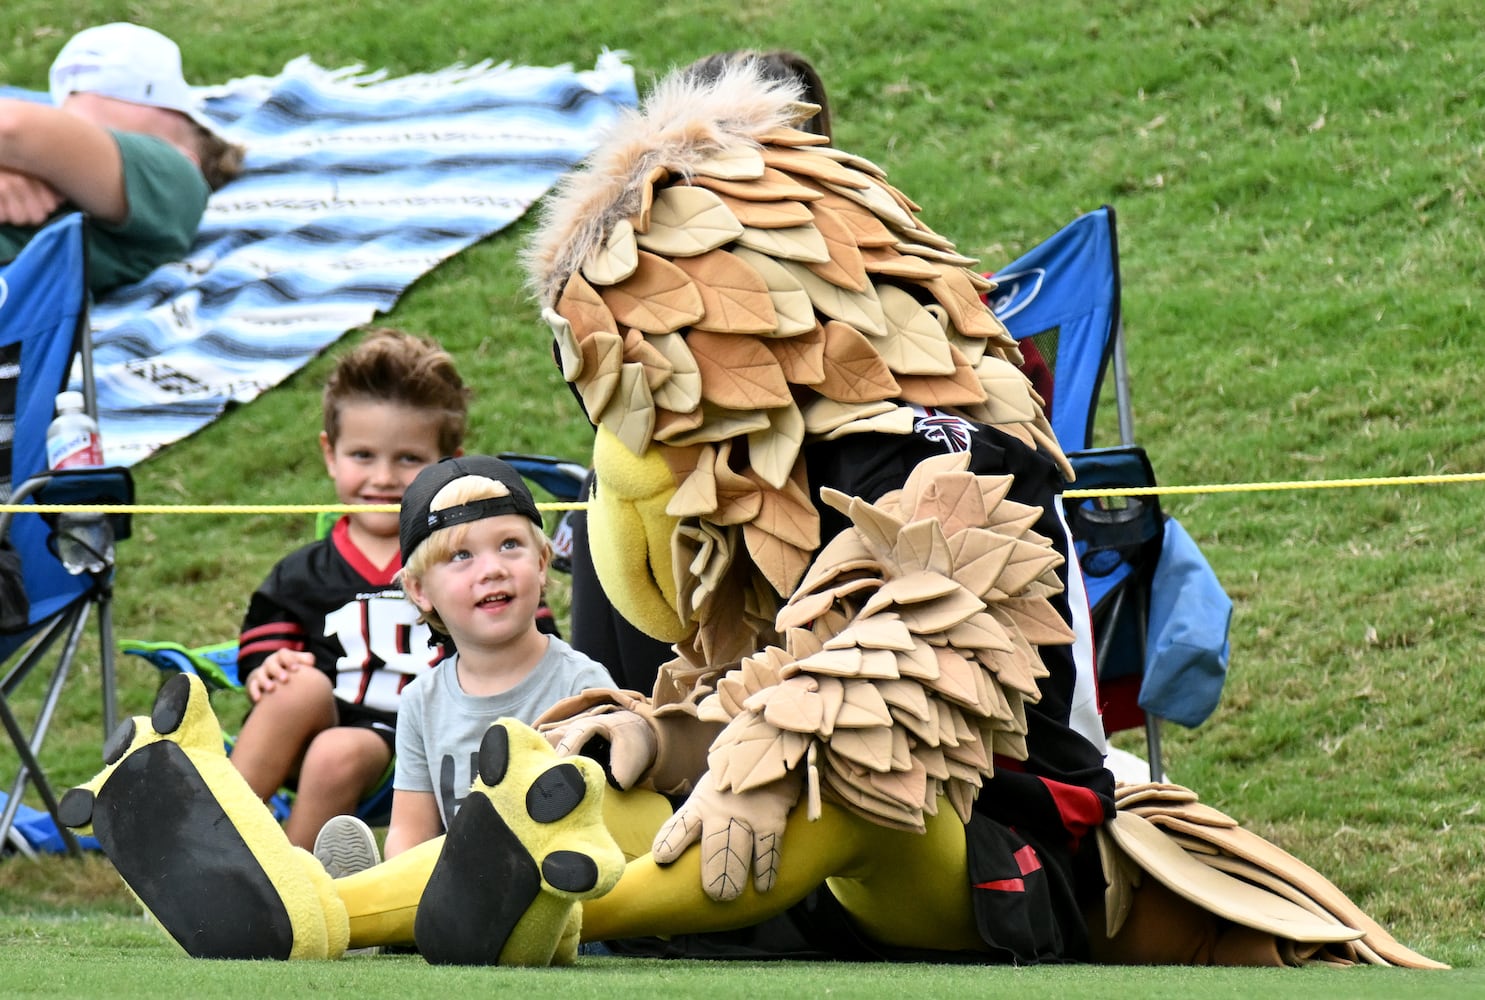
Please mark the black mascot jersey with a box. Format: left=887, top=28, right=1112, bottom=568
left=805, top=408, right=1117, bottom=960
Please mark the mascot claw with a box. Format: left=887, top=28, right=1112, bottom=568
left=413, top=719, right=624, bottom=966
left=60, top=673, right=348, bottom=960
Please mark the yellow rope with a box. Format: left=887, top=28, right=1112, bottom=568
left=1063, top=470, right=1485, bottom=499
left=4, top=471, right=1483, bottom=515
left=0, top=501, right=588, bottom=515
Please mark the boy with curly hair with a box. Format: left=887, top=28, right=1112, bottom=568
left=231, top=327, right=469, bottom=850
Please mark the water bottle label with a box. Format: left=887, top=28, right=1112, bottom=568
left=47, top=430, right=103, bottom=469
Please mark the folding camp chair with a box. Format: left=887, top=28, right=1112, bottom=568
left=1, top=214, right=134, bottom=857
left=990, top=205, right=1232, bottom=781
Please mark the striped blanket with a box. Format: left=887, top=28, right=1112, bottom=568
left=80, top=53, right=637, bottom=465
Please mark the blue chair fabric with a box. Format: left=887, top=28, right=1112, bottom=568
left=991, top=206, right=1232, bottom=779
left=1, top=214, right=133, bottom=856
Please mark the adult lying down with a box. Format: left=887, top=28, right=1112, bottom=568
left=0, top=23, right=243, bottom=294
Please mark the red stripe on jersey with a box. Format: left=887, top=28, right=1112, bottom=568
left=974, top=877, right=1025, bottom=893
left=1013, top=843, right=1042, bottom=876
left=240, top=622, right=304, bottom=643
left=355, top=597, right=373, bottom=702
left=1038, top=776, right=1106, bottom=843
left=239, top=637, right=302, bottom=659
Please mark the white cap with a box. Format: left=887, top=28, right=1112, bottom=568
left=49, top=23, right=215, bottom=132
left=55, top=390, right=86, bottom=413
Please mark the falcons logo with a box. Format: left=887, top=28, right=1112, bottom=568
left=912, top=406, right=975, bottom=452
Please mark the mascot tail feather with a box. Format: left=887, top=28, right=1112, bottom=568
left=1096, top=782, right=1446, bottom=969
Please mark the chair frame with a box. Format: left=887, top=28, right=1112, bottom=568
left=1, top=213, right=132, bottom=856
left=993, top=205, right=1169, bottom=779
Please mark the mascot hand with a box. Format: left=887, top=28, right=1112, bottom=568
left=651, top=771, right=800, bottom=901
left=539, top=690, right=723, bottom=797
left=548, top=708, right=658, bottom=790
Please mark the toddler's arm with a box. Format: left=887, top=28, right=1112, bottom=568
left=384, top=790, right=442, bottom=859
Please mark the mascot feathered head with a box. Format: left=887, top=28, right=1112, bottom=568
left=525, top=59, right=1064, bottom=674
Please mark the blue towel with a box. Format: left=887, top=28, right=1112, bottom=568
left=42, top=53, right=635, bottom=465
left=1138, top=517, right=1233, bottom=728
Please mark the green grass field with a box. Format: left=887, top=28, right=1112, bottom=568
left=3, top=0, right=1484, bottom=991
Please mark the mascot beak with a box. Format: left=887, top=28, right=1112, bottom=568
left=587, top=426, right=689, bottom=642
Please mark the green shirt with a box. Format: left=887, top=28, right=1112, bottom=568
left=0, top=130, right=209, bottom=295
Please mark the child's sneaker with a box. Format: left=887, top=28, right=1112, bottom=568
left=313, top=815, right=381, bottom=880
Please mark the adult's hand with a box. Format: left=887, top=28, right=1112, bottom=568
left=0, top=169, right=62, bottom=226
left=0, top=98, right=128, bottom=224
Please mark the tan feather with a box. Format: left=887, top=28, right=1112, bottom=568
left=671, top=250, right=780, bottom=334
left=581, top=218, right=640, bottom=285
left=688, top=330, right=793, bottom=409
left=760, top=145, right=872, bottom=189
left=690, top=167, right=823, bottom=203
left=815, top=320, right=900, bottom=402
left=598, top=363, right=657, bottom=455
left=734, top=223, right=832, bottom=264
left=803, top=205, right=873, bottom=292
left=778, top=257, right=888, bottom=336
left=728, top=247, right=819, bottom=336
left=764, top=322, right=827, bottom=385
left=647, top=331, right=704, bottom=413
left=715, top=191, right=816, bottom=229
left=601, top=251, right=705, bottom=332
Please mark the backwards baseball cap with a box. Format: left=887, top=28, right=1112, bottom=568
left=399, top=456, right=543, bottom=563
left=49, top=23, right=215, bottom=132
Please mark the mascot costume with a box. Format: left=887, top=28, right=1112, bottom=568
left=59, top=60, right=1442, bottom=970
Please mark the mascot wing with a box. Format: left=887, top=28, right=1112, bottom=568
left=696, top=450, right=1070, bottom=831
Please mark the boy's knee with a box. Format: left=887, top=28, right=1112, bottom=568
left=252, top=671, right=336, bottom=724
left=300, top=729, right=389, bottom=791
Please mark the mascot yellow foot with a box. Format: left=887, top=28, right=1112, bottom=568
left=59, top=673, right=348, bottom=960
left=412, top=719, right=624, bottom=966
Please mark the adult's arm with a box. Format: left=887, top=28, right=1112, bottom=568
left=0, top=99, right=127, bottom=223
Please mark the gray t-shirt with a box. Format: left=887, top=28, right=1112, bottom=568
left=393, top=635, right=614, bottom=829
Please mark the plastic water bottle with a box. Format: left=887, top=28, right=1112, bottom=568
left=45, top=391, right=113, bottom=575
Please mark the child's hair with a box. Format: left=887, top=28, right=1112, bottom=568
left=684, top=49, right=832, bottom=139
left=400, top=476, right=551, bottom=635
left=322, top=327, right=471, bottom=456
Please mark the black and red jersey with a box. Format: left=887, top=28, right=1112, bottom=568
left=238, top=517, right=442, bottom=713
